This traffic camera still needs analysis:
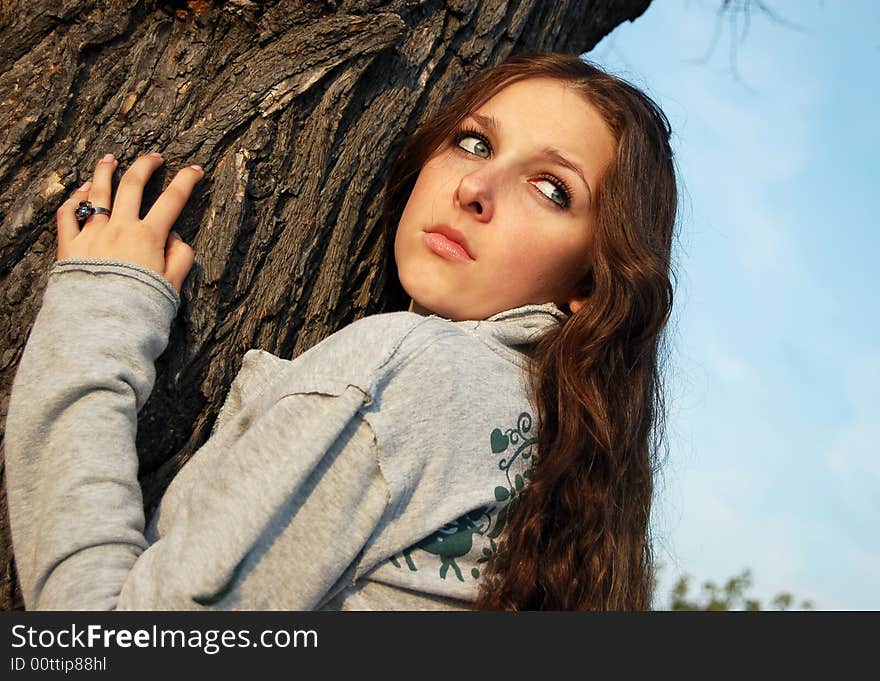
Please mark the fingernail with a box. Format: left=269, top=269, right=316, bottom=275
left=189, top=165, right=203, bottom=172
left=78, top=180, right=92, bottom=191
left=102, top=153, right=115, bottom=163
left=149, top=152, right=164, bottom=158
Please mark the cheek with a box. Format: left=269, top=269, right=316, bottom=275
left=396, top=168, right=444, bottom=259
left=400, top=165, right=443, bottom=223
left=492, top=231, right=590, bottom=292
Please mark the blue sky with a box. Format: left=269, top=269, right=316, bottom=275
left=589, top=0, right=879, bottom=609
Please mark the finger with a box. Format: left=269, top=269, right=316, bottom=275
left=113, top=152, right=166, bottom=221
left=56, top=181, right=92, bottom=255
left=143, top=165, right=205, bottom=234
left=83, top=153, right=117, bottom=227
left=164, top=231, right=195, bottom=293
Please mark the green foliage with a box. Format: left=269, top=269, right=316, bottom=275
left=659, top=567, right=815, bottom=611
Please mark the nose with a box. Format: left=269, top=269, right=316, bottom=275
left=454, top=168, right=494, bottom=223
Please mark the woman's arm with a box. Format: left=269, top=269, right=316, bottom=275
left=4, top=152, right=199, bottom=608
left=5, top=154, right=391, bottom=609
left=5, top=259, right=390, bottom=610
left=5, top=259, right=178, bottom=608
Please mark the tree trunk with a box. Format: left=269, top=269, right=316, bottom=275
left=0, top=0, right=651, bottom=610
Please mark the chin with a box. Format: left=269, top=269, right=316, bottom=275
left=404, top=288, right=460, bottom=320
left=408, top=299, right=435, bottom=317
left=395, top=251, right=486, bottom=321
left=397, top=261, right=446, bottom=318
left=406, top=292, right=452, bottom=319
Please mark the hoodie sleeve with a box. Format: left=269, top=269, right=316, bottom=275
left=4, top=259, right=390, bottom=610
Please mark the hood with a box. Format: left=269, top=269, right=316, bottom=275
left=454, top=302, right=570, bottom=370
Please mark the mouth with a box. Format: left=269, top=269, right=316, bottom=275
left=423, top=224, right=475, bottom=262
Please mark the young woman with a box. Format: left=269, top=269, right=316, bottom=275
left=5, top=52, right=677, bottom=611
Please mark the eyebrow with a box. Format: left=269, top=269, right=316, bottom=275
left=466, top=112, right=593, bottom=205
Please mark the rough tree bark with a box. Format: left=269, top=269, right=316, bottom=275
left=0, top=0, right=651, bottom=610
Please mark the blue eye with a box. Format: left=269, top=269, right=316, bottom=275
left=455, top=128, right=491, bottom=158
left=533, top=175, right=572, bottom=210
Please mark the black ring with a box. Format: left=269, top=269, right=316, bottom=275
left=75, top=200, right=112, bottom=222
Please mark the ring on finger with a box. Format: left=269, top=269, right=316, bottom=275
left=75, top=200, right=112, bottom=223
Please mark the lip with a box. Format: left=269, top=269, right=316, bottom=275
left=423, top=224, right=475, bottom=261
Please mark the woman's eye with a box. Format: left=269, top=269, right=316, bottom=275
left=533, top=178, right=569, bottom=209
left=457, top=134, right=491, bottom=158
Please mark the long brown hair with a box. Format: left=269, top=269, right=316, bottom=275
left=380, top=52, right=677, bottom=610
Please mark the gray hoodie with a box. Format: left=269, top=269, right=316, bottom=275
left=4, top=258, right=568, bottom=610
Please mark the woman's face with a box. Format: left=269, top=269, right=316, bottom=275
left=394, top=77, right=617, bottom=321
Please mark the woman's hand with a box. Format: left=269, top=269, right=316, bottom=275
left=56, top=152, right=204, bottom=294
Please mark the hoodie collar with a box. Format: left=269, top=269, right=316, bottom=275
left=451, top=302, right=570, bottom=370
